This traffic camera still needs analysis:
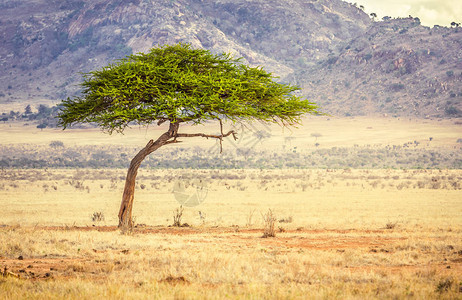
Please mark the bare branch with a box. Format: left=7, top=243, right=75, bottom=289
left=175, top=130, right=236, bottom=140
left=219, top=119, right=224, bottom=153
left=171, top=118, right=237, bottom=152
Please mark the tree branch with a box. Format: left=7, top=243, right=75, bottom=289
left=219, top=119, right=224, bottom=153
left=149, top=120, right=239, bottom=153
left=144, top=122, right=180, bottom=155
left=157, top=118, right=168, bottom=126
left=175, top=130, right=237, bottom=140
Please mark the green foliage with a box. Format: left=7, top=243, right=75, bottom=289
left=58, top=43, right=319, bottom=133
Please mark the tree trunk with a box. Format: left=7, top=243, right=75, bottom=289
left=118, top=141, right=151, bottom=229
left=118, top=123, right=179, bottom=228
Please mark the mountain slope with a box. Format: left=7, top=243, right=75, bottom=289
left=0, top=0, right=460, bottom=118
left=0, top=0, right=370, bottom=105
left=300, top=17, right=462, bottom=117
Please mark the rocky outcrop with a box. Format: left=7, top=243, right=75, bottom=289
left=300, top=18, right=462, bottom=117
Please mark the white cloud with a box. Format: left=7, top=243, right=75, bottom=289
left=346, top=0, right=462, bottom=27
left=415, top=6, right=440, bottom=25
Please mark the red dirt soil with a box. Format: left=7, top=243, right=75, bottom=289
left=1, top=226, right=460, bottom=281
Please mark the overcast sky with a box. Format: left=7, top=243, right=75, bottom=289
left=345, top=0, right=462, bottom=27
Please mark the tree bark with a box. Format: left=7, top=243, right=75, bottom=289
left=118, top=122, right=179, bottom=228
left=117, top=121, right=235, bottom=229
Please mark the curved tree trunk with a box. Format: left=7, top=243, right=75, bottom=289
left=117, top=121, right=235, bottom=229
left=118, top=141, right=152, bottom=229
left=118, top=123, right=179, bottom=228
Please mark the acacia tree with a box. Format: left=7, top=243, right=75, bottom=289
left=58, top=43, right=319, bottom=228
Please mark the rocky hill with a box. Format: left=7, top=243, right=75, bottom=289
left=299, top=18, right=462, bottom=117
left=0, top=0, right=460, bottom=118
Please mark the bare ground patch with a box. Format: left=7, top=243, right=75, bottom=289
left=1, top=225, right=460, bottom=284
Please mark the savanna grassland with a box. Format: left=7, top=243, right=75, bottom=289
left=0, top=117, right=461, bottom=299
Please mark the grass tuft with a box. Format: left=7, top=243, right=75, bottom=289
left=91, top=212, right=105, bottom=222
left=435, top=277, right=453, bottom=293
left=262, top=209, right=276, bottom=238
left=173, top=206, right=184, bottom=227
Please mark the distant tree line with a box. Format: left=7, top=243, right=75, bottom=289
left=0, top=143, right=460, bottom=170
left=2, top=104, right=66, bottom=129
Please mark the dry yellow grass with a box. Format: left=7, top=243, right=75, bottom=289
left=1, top=116, right=461, bottom=150
left=1, top=168, right=461, bottom=228
left=1, top=168, right=461, bottom=299
left=0, top=116, right=461, bottom=298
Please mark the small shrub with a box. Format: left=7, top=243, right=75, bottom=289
left=431, top=182, right=441, bottom=189
left=385, top=221, right=397, bottom=229
left=435, top=277, right=453, bottom=293
left=445, top=106, right=460, bottom=115
left=279, top=216, right=293, bottom=223
left=262, top=209, right=276, bottom=238
left=37, top=123, right=47, bottom=130
left=198, top=211, right=206, bottom=223
left=390, top=83, right=405, bottom=92
left=173, top=206, right=184, bottom=227
left=71, top=180, right=85, bottom=190
left=49, top=140, right=64, bottom=149
left=91, top=211, right=105, bottom=222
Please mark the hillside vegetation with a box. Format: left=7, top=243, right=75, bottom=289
left=1, top=0, right=460, bottom=118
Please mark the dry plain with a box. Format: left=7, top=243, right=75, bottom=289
left=0, top=116, right=461, bottom=299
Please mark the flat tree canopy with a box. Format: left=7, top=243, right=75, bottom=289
left=57, top=43, right=320, bottom=228
left=59, top=43, right=318, bottom=132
